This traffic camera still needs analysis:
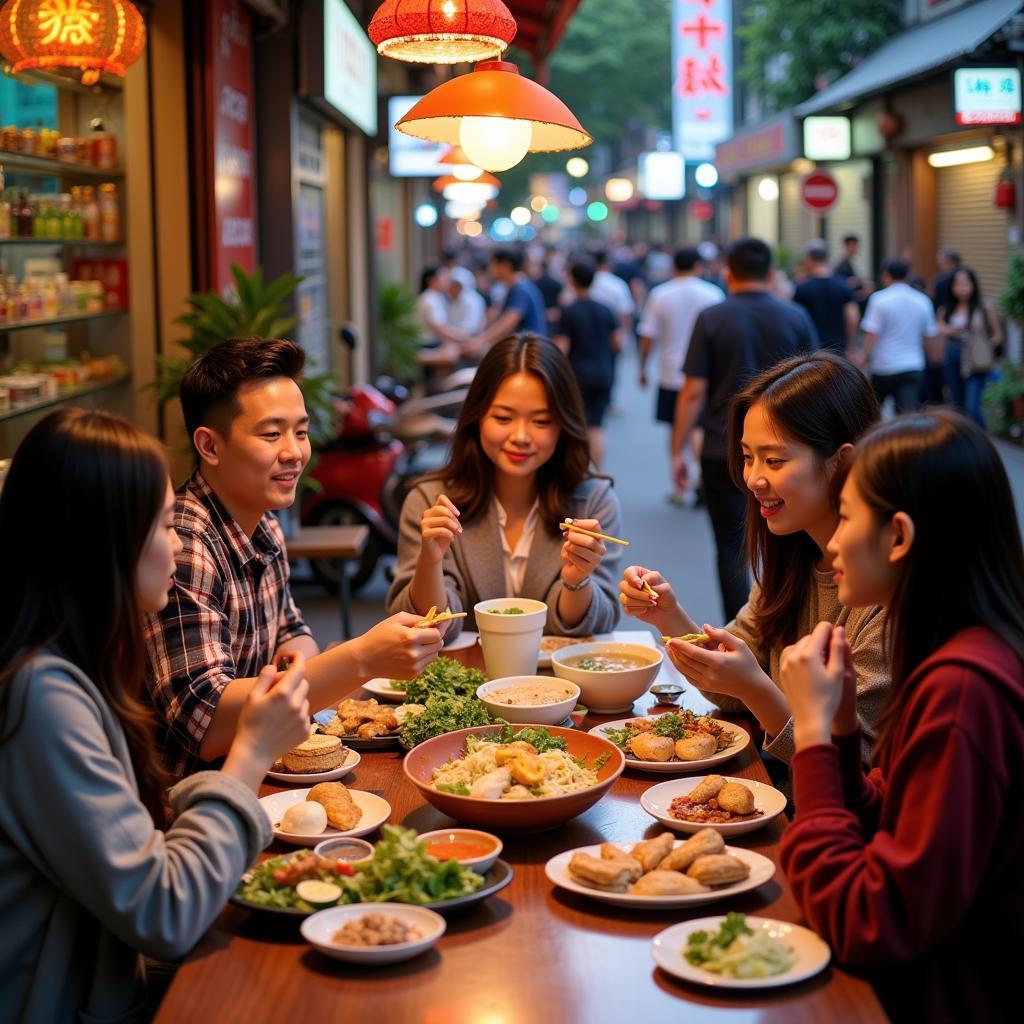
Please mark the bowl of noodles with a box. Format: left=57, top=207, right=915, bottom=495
left=403, top=724, right=625, bottom=833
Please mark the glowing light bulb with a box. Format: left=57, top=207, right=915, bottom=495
left=566, top=157, right=589, bottom=178
left=459, top=116, right=532, bottom=173
left=442, top=0, right=457, bottom=17
left=510, top=206, right=532, bottom=226
left=452, top=163, right=484, bottom=181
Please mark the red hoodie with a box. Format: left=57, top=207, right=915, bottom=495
left=780, top=627, right=1024, bottom=1023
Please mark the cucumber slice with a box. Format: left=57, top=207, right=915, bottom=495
left=295, top=879, right=342, bottom=908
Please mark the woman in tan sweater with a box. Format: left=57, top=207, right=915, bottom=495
left=620, top=353, right=888, bottom=764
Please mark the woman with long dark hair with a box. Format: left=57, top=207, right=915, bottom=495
left=388, top=333, right=622, bottom=636
left=620, top=353, right=885, bottom=763
left=779, top=409, right=1024, bottom=1022
left=936, top=266, right=1002, bottom=426
left=0, top=409, right=310, bottom=1022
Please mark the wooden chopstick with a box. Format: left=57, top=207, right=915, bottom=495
left=559, top=518, right=630, bottom=546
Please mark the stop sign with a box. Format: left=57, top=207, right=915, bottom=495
left=800, top=172, right=840, bottom=214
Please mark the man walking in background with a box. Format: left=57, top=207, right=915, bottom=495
left=793, top=240, right=859, bottom=356
left=857, top=258, right=937, bottom=414
left=672, top=237, right=819, bottom=620
left=465, top=248, right=548, bottom=358
left=637, top=245, right=724, bottom=505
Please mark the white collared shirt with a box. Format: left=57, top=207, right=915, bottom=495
left=494, top=497, right=541, bottom=596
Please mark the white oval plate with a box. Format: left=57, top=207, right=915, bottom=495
left=588, top=718, right=750, bottom=774
left=301, top=903, right=446, bottom=965
left=641, top=776, right=786, bottom=836
left=443, top=629, right=478, bottom=652
left=362, top=678, right=407, bottom=703
left=266, top=747, right=361, bottom=785
left=652, top=915, right=831, bottom=988
left=537, top=633, right=605, bottom=669
left=545, top=841, right=774, bottom=909
left=260, top=787, right=391, bottom=846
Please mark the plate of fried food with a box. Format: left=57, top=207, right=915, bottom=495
left=641, top=775, right=786, bottom=836
left=266, top=733, right=362, bottom=784
left=314, top=697, right=423, bottom=748
left=545, top=827, right=775, bottom=909
left=590, top=710, right=750, bottom=774
left=260, top=783, right=391, bottom=845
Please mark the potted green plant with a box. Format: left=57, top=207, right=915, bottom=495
left=982, top=361, right=1024, bottom=440
left=377, top=281, right=423, bottom=383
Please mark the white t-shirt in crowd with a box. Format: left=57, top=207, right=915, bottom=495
left=590, top=269, right=635, bottom=320
left=416, top=289, right=448, bottom=339
left=860, top=282, right=937, bottom=375
left=448, top=288, right=486, bottom=334
left=638, top=275, right=725, bottom=389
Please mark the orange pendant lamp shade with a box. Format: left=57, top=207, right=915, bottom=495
left=439, top=143, right=484, bottom=181
left=396, top=60, right=592, bottom=173
left=369, top=0, right=516, bottom=64
left=432, top=170, right=500, bottom=192
left=0, top=0, right=146, bottom=85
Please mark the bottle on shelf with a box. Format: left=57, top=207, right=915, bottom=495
left=98, top=183, right=120, bottom=242
left=89, top=118, right=117, bottom=170
left=15, top=190, right=33, bottom=238
left=0, top=166, right=9, bottom=240
left=68, top=188, right=84, bottom=239
left=81, top=186, right=99, bottom=240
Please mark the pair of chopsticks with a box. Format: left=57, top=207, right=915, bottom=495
left=559, top=517, right=630, bottom=547
left=661, top=633, right=711, bottom=645
left=415, top=605, right=468, bottom=628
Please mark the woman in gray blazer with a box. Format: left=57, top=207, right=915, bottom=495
left=388, top=334, right=623, bottom=638
left=0, top=409, right=311, bottom=1023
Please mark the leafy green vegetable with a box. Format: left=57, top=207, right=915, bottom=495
left=574, top=657, right=609, bottom=672
left=237, top=853, right=348, bottom=911
left=591, top=751, right=612, bottom=771
left=602, top=726, right=630, bottom=750
left=489, top=607, right=525, bottom=614
left=399, top=693, right=495, bottom=748
left=650, top=713, right=691, bottom=741
left=435, top=781, right=471, bottom=796
left=684, top=912, right=794, bottom=978
left=396, top=656, right=486, bottom=703
left=491, top=721, right=567, bottom=752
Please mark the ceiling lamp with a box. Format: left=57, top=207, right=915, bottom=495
left=439, top=144, right=484, bottom=181
left=369, top=0, right=516, bottom=64
left=396, top=60, right=591, bottom=173
left=434, top=170, right=500, bottom=204
left=0, top=0, right=146, bottom=85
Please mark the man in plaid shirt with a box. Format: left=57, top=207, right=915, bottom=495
left=145, top=338, right=442, bottom=776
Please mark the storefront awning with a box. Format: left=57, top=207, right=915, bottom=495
left=507, top=0, right=582, bottom=63
left=796, top=0, right=1024, bottom=116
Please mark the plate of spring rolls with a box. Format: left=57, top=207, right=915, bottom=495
left=544, top=828, right=775, bottom=909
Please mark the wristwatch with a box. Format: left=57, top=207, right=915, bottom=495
left=562, top=575, right=592, bottom=592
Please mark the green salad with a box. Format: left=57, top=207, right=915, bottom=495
left=685, top=913, right=795, bottom=978
left=236, top=827, right=484, bottom=911
left=390, top=656, right=485, bottom=702
left=488, top=607, right=525, bottom=614
left=399, top=692, right=496, bottom=747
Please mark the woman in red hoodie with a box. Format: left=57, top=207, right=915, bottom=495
left=778, top=409, right=1024, bottom=1023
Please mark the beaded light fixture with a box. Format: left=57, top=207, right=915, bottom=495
left=369, top=0, right=516, bottom=64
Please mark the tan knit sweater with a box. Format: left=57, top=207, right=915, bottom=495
left=702, top=567, right=889, bottom=765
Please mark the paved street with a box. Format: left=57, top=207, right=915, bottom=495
left=295, top=347, right=1024, bottom=649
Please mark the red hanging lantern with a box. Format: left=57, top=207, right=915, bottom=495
left=369, top=0, right=517, bottom=64
left=996, top=173, right=1017, bottom=210
left=0, top=0, right=146, bottom=85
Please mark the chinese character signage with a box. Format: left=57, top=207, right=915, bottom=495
left=208, top=0, right=256, bottom=296
left=803, top=117, right=851, bottom=161
left=954, top=68, right=1021, bottom=126
left=671, top=0, right=732, bottom=162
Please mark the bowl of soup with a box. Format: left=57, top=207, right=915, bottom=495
left=550, top=642, right=663, bottom=713
left=476, top=676, right=580, bottom=725
left=417, top=828, right=503, bottom=873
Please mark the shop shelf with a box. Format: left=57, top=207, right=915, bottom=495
left=0, top=151, right=124, bottom=179
left=0, top=308, right=127, bottom=332
left=0, top=237, right=123, bottom=246
left=0, top=373, right=129, bottom=423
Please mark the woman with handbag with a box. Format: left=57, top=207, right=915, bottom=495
left=936, top=267, right=1002, bottom=426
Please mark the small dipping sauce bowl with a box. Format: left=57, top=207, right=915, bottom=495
left=314, top=836, right=375, bottom=863
left=649, top=683, right=684, bottom=706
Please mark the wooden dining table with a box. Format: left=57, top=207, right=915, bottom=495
left=155, top=633, right=889, bottom=1024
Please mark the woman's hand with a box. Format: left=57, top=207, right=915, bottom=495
left=560, top=518, right=606, bottom=588
left=780, top=622, right=848, bottom=750
left=831, top=629, right=859, bottom=738
left=618, top=565, right=684, bottom=633
left=664, top=624, right=768, bottom=701
left=232, top=652, right=312, bottom=771
left=351, top=612, right=443, bottom=680
left=419, top=494, right=462, bottom=565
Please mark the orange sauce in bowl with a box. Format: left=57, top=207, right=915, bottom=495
left=425, top=840, right=494, bottom=861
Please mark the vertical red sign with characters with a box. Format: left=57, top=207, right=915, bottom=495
left=208, top=0, right=256, bottom=295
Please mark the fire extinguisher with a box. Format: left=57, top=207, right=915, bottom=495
left=996, top=171, right=1016, bottom=209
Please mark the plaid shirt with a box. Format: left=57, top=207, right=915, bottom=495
left=144, top=471, right=312, bottom=776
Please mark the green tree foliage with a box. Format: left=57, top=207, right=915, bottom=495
left=500, top=0, right=672, bottom=199
left=738, top=0, right=901, bottom=111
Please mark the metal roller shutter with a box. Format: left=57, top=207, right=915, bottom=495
left=825, top=161, right=872, bottom=268
left=936, top=156, right=1010, bottom=298
left=780, top=174, right=812, bottom=263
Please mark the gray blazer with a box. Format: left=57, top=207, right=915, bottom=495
left=387, top=476, right=623, bottom=638
left=0, top=653, right=271, bottom=1023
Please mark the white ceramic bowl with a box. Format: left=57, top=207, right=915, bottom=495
left=474, top=598, right=547, bottom=677
left=416, top=828, right=504, bottom=873
left=301, top=903, right=446, bottom=965
left=476, top=675, right=580, bottom=726
left=640, top=775, right=787, bottom=836
left=550, top=642, right=663, bottom=713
